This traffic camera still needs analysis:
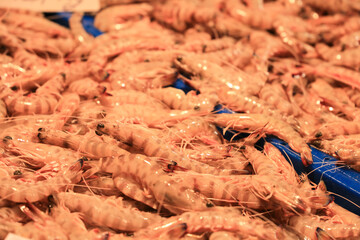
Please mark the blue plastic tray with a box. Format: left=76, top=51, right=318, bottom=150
left=46, top=14, right=360, bottom=215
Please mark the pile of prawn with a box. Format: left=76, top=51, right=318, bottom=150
left=1, top=0, right=360, bottom=239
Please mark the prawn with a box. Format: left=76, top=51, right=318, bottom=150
left=147, top=88, right=218, bottom=113
left=316, top=43, right=360, bottom=70
left=164, top=117, right=223, bottom=145
left=105, top=103, right=202, bottom=128
left=172, top=170, right=308, bottom=213
left=55, top=191, right=163, bottom=231
left=99, top=89, right=168, bottom=109
left=153, top=0, right=217, bottom=32
left=0, top=159, right=82, bottom=202
left=68, top=78, right=106, bottom=99
left=288, top=214, right=360, bottom=239
left=311, top=136, right=360, bottom=165
left=87, top=38, right=172, bottom=80
left=174, top=53, right=263, bottom=95
left=13, top=203, right=68, bottom=240
left=208, top=113, right=313, bottom=165
left=136, top=208, right=284, bottom=240
left=310, top=121, right=360, bottom=140
left=95, top=122, right=240, bottom=175
left=2, top=74, right=64, bottom=116
left=2, top=11, right=72, bottom=38
left=94, top=3, right=154, bottom=32
left=37, top=127, right=129, bottom=159
left=112, top=153, right=213, bottom=214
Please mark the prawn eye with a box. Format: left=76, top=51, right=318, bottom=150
left=102, top=86, right=107, bottom=94
left=315, top=132, right=322, bottom=138
left=81, top=156, right=88, bottom=161
left=97, top=123, right=105, bottom=129
left=206, top=202, right=214, bottom=208
left=10, top=86, right=18, bottom=91
left=95, top=130, right=103, bottom=136
left=202, top=44, right=207, bottom=53
left=167, top=164, right=175, bottom=172
left=239, top=145, right=246, bottom=150
left=77, top=158, right=85, bottom=168
left=3, top=136, right=12, bottom=142
left=102, top=71, right=110, bottom=80
left=267, top=64, right=274, bottom=73
left=311, top=140, right=322, bottom=148
left=103, top=233, right=110, bottom=240
left=144, top=59, right=150, bottom=62
left=48, top=195, right=55, bottom=202
left=13, top=170, right=22, bottom=175
left=60, top=73, right=66, bottom=79
left=176, top=56, right=183, bottom=62
left=194, top=106, right=200, bottom=111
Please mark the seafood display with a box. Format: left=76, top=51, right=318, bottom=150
left=1, top=0, right=360, bottom=239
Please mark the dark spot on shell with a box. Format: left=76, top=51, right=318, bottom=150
left=144, top=59, right=150, bottom=62
left=13, top=170, right=22, bottom=176
left=194, top=106, right=200, bottom=111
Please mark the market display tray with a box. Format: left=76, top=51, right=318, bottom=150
left=47, top=12, right=360, bottom=216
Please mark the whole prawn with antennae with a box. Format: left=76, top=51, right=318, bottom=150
left=207, top=113, right=313, bottom=166
left=217, top=89, right=301, bottom=129
left=37, top=127, right=129, bottom=159
left=174, top=53, right=264, bottom=95
left=288, top=214, right=360, bottom=239
left=310, top=121, right=360, bottom=141
left=2, top=11, right=72, bottom=38
left=316, top=43, right=360, bottom=70
left=94, top=3, right=154, bottom=32
left=153, top=0, right=217, bottom=32
left=68, top=78, right=106, bottom=99
left=87, top=38, right=173, bottom=80
left=164, top=117, right=223, bottom=145
left=95, top=122, right=242, bottom=175
left=112, top=153, right=213, bottom=214
left=311, top=135, right=360, bottom=165
left=55, top=191, right=163, bottom=232
left=135, top=208, right=285, bottom=240
left=1, top=74, right=64, bottom=116
left=99, top=89, right=168, bottom=109
left=147, top=88, right=218, bottom=113
left=105, top=103, right=203, bottom=128
left=0, top=158, right=82, bottom=202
